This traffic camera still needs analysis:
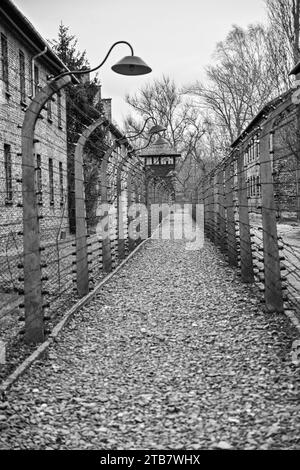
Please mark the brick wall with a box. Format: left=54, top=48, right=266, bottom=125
left=0, top=17, right=69, bottom=290
left=236, top=111, right=298, bottom=219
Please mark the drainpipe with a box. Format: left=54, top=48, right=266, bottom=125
left=31, top=46, right=48, bottom=96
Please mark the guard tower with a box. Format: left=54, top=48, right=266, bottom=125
left=139, top=136, right=181, bottom=205
left=139, top=136, right=180, bottom=174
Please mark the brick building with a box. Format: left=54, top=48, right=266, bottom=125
left=231, top=90, right=299, bottom=219
left=0, top=0, right=71, bottom=289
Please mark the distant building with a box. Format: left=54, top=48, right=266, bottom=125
left=231, top=90, right=299, bottom=219
left=138, top=136, right=180, bottom=205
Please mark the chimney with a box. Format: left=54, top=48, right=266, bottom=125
left=93, top=84, right=102, bottom=107
left=101, top=98, right=112, bottom=121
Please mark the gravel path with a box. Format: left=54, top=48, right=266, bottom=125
left=0, top=232, right=299, bottom=450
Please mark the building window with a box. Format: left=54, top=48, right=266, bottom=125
left=57, top=91, right=62, bottom=128
left=34, top=64, right=39, bottom=95
left=161, top=156, right=172, bottom=165
left=59, top=162, right=64, bottom=205
left=48, top=158, right=54, bottom=205
left=1, top=33, right=9, bottom=93
left=19, top=50, right=26, bottom=103
left=256, top=175, right=261, bottom=197
left=47, top=99, right=52, bottom=122
left=4, top=144, right=13, bottom=203
left=249, top=176, right=252, bottom=197
left=36, top=154, right=42, bottom=204
left=269, top=132, right=274, bottom=153
left=254, top=135, right=259, bottom=159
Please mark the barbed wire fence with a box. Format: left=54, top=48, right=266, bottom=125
left=200, top=92, right=300, bottom=316
left=0, top=64, right=172, bottom=374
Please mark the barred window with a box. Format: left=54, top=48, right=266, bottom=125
left=59, top=162, right=64, bottom=205
left=256, top=175, right=261, bottom=197
left=47, top=99, right=52, bottom=122
left=19, top=50, right=26, bottom=103
left=250, top=176, right=253, bottom=197
left=36, top=154, right=42, bottom=204
left=4, top=144, right=12, bottom=202
left=254, top=135, right=259, bottom=159
left=57, top=91, right=62, bottom=128
left=34, top=64, right=39, bottom=95
left=49, top=158, right=54, bottom=205
left=1, top=33, right=9, bottom=91
left=269, top=132, right=274, bottom=153
left=251, top=141, right=255, bottom=161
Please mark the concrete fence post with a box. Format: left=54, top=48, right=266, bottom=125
left=22, top=75, right=71, bottom=344
left=74, top=118, right=106, bottom=296
left=100, top=145, right=115, bottom=273
left=224, top=155, right=238, bottom=266
left=236, top=146, right=254, bottom=283
left=259, top=121, right=284, bottom=312
left=217, top=167, right=226, bottom=251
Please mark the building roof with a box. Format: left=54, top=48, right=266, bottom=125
left=139, top=136, right=181, bottom=157
left=231, top=90, right=292, bottom=149
left=0, top=2, right=137, bottom=152
left=0, top=0, right=77, bottom=80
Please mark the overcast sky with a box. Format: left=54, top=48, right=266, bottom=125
left=13, top=0, right=268, bottom=127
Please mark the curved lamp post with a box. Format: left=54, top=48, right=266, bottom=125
left=112, top=121, right=164, bottom=256
left=22, top=41, right=152, bottom=343
left=117, top=117, right=166, bottom=147
left=74, top=114, right=163, bottom=291
left=54, top=41, right=151, bottom=80
left=127, top=133, right=157, bottom=156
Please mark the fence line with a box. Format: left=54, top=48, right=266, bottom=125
left=0, top=80, right=172, bottom=367
left=201, top=93, right=300, bottom=315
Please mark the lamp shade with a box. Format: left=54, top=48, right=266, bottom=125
left=154, top=136, right=169, bottom=146
left=111, top=55, right=152, bottom=75
left=149, top=124, right=166, bottom=135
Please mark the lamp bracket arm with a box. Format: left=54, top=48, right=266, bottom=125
left=125, top=116, right=157, bottom=140
left=53, top=41, right=134, bottom=81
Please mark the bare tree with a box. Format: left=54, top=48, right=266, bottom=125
left=265, top=26, right=293, bottom=92
left=264, top=0, right=300, bottom=89
left=124, top=76, right=207, bottom=199
left=125, top=76, right=205, bottom=152
left=265, top=0, right=300, bottom=64
left=185, top=24, right=280, bottom=143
